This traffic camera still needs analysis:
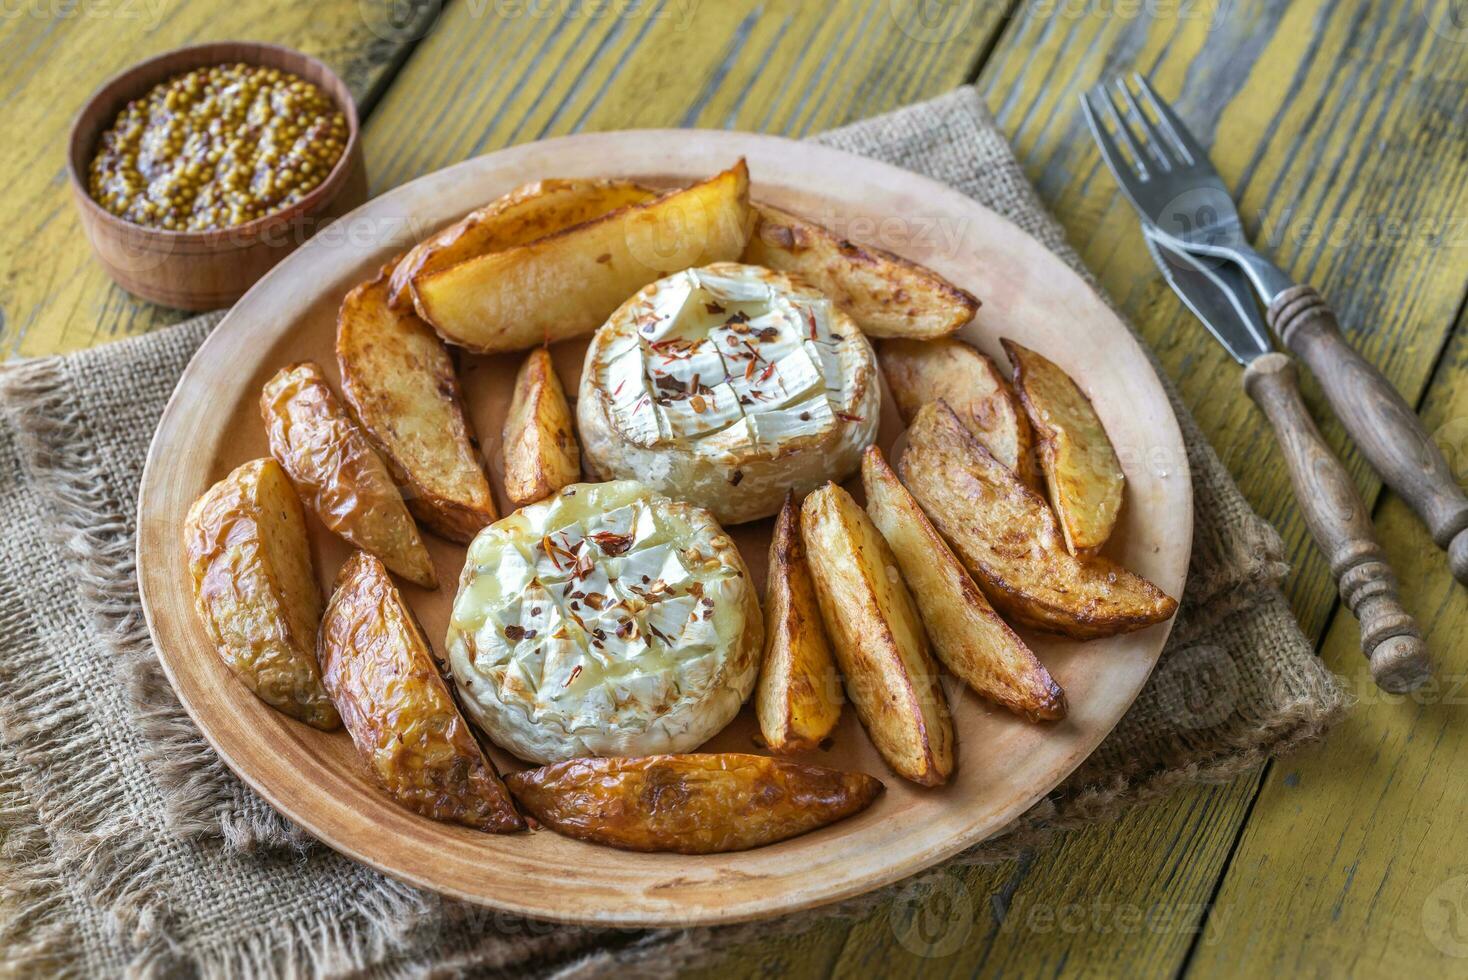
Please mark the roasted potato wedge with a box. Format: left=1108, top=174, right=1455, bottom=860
left=800, top=483, right=954, bottom=786
left=337, top=268, right=496, bottom=543
left=320, top=552, right=523, bottom=832
left=261, top=362, right=437, bottom=589
left=505, top=753, right=881, bottom=853
left=502, top=347, right=581, bottom=506
left=741, top=202, right=978, bottom=339
left=184, top=458, right=340, bottom=730
left=899, top=401, right=1177, bottom=639
left=1003, top=339, right=1125, bottom=555
left=387, top=178, right=658, bottom=308
left=756, top=492, right=842, bottom=753
left=412, top=161, right=753, bottom=353
left=862, top=447, right=1065, bottom=721
left=879, top=336, right=1036, bottom=484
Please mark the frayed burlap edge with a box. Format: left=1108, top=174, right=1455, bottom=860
left=0, top=351, right=624, bottom=978
left=0, top=356, right=186, bottom=975
left=0, top=288, right=1347, bottom=979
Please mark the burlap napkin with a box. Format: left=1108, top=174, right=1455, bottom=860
left=0, top=87, right=1348, bottom=977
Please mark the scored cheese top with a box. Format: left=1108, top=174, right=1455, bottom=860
left=595, top=264, right=860, bottom=454
left=446, top=480, right=760, bottom=763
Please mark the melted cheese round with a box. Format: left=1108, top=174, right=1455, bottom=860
left=446, top=481, right=762, bottom=763
left=577, top=263, right=880, bottom=524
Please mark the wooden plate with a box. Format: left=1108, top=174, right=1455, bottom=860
left=137, top=130, right=1191, bottom=927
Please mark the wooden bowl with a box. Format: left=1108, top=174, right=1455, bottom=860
left=66, top=42, right=367, bottom=311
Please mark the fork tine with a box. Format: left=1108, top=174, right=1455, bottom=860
left=1080, top=88, right=1149, bottom=183
left=1130, top=72, right=1206, bottom=168
left=1085, top=84, right=1150, bottom=182
left=1112, top=77, right=1173, bottom=173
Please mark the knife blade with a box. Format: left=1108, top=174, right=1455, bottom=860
left=1142, top=226, right=1274, bottom=364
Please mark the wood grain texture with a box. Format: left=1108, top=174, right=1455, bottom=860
left=359, top=0, right=1007, bottom=191
left=1190, top=315, right=1468, bottom=977
left=3, top=0, right=1464, bottom=972
left=751, top=0, right=1468, bottom=975
left=1271, top=285, right=1468, bottom=584
left=1243, top=352, right=1428, bottom=691
left=0, top=0, right=437, bottom=358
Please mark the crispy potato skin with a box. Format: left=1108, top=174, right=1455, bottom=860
left=879, top=337, right=1036, bottom=484
left=756, top=493, right=843, bottom=753
left=412, top=162, right=753, bottom=354
left=320, top=552, right=524, bottom=832
left=861, top=447, right=1065, bottom=722
left=184, top=459, right=340, bottom=729
left=387, top=179, right=658, bottom=308
left=899, top=402, right=1177, bottom=639
left=337, top=268, right=496, bottom=543
left=505, top=753, right=881, bottom=853
left=1003, top=339, right=1124, bottom=555
left=800, top=483, right=954, bottom=786
left=261, top=362, right=437, bottom=589
left=741, top=203, right=978, bottom=339
left=502, top=348, right=582, bottom=506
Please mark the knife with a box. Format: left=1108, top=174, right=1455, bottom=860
left=1144, top=228, right=1430, bottom=692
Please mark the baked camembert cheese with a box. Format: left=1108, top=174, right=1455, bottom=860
left=446, top=481, right=763, bottom=764
left=577, top=263, right=880, bottom=524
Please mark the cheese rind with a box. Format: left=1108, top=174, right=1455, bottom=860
left=578, top=263, right=881, bottom=524
left=446, top=481, right=763, bottom=764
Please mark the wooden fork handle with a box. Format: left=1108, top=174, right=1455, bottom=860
left=1243, top=353, right=1430, bottom=692
left=1270, top=285, right=1468, bottom=585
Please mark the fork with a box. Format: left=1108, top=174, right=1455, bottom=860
left=1082, top=74, right=1468, bottom=586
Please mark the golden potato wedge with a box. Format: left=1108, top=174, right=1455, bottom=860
left=800, top=482, right=954, bottom=786
left=261, top=362, right=437, bottom=589
left=320, top=551, right=524, bottom=832
left=337, top=268, right=496, bottom=543
left=184, top=458, right=340, bottom=730
left=756, top=492, right=842, bottom=753
left=899, top=401, right=1177, bottom=639
left=387, top=178, right=659, bottom=308
left=502, top=347, right=581, bottom=506
left=741, top=202, right=978, bottom=339
left=412, top=161, right=753, bottom=353
left=878, top=336, right=1036, bottom=485
left=1003, top=339, right=1125, bottom=555
left=504, top=753, right=881, bottom=853
left=861, top=447, right=1065, bottom=721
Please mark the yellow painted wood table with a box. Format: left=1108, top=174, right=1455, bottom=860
left=4, top=1, right=1465, bottom=975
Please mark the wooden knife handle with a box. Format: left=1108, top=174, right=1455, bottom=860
left=1270, top=285, right=1468, bottom=585
left=1243, top=353, right=1430, bottom=692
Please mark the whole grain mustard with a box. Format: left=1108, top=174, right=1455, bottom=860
left=88, top=63, right=347, bottom=232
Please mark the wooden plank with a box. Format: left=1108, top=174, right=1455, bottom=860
left=1188, top=315, right=1468, bottom=976
left=825, top=778, right=1261, bottom=978
left=359, top=0, right=1006, bottom=190
left=0, top=0, right=438, bottom=359
left=774, top=1, right=1468, bottom=977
